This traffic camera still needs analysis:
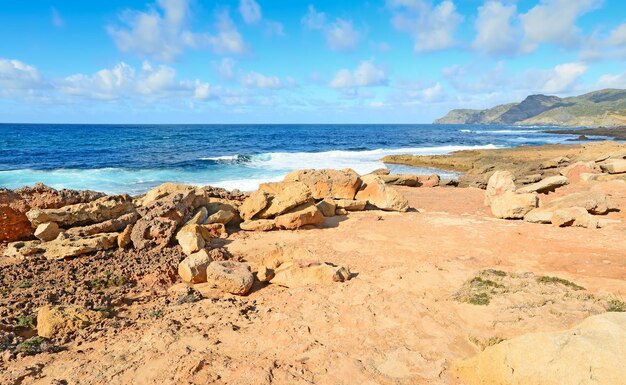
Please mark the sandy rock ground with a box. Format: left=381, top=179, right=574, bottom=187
left=1, top=184, right=625, bottom=385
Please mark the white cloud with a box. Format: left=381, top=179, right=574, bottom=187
left=206, top=11, right=249, bottom=55
left=388, top=0, right=463, bottom=52
left=330, top=61, right=388, bottom=89
left=264, top=21, right=285, bottom=36
left=520, top=0, right=601, bottom=50
left=609, top=23, right=626, bottom=46
left=538, top=62, right=588, bottom=93
left=239, top=0, right=262, bottom=25
left=51, top=7, right=64, bottom=28
left=0, top=58, right=45, bottom=91
left=597, top=71, right=626, bottom=89
left=240, top=71, right=283, bottom=89
left=215, top=58, right=237, bottom=80
left=473, top=1, right=520, bottom=55
left=301, top=5, right=360, bottom=52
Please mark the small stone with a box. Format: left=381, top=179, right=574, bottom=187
left=37, top=305, right=104, bottom=338
left=178, top=249, right=213, bottom=283
left=316, top=198, right=337, bottom=217
left=34, top=222, right=60, bottom=242
left=176, top=224, right=206, bottom=255
left=335, top=208, right=348, bottom=215
left=117, top=224, right=133, bottom=249
left=240, top=219, right=276, bottom=231
left=205, top=261, right=254, bottom=295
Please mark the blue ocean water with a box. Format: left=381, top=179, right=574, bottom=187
left=0, top=124, right=585, bottom=194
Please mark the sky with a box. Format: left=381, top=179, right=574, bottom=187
left=1, top=0, right=626, bottom=124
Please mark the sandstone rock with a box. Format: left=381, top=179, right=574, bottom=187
left=600, top=159, right=626, bottom=174
left=580, top=173, right=626, bottom=182
left=185, top=206, right=208, bottom=225
left=334, top=199, right=367, bottom=211
left=453, top=312, right=626, bottom=385
left=440, top=178, right=459, bottom=187
left=202, top=223, right=227, bottom=238
left=256, top=245, right=314, bottom=282
left=274, top=203, right=325, bottom=230
left=316, top=198, right=337, bottom=217
left=205, top=209, right=236, bottom=225
left=41, top=233, right=119, bottom=260
left=65, top=212, right=139, bottom=237
left=131, top=190, right=196, bottom=250
left=238, top=190, right=270, bottom=221
left=516, top=175, right=569, bottom=194
left=368, top=168, right=391, bottom=175
left=239, top=219, right=276, bottom=231
left=270, top=260, right=352, bottom=288
left=517, top=173, right=542, bottom=185
left=205, top=261, right=254, bottom=295
left=34, top=222, right=60, bottom=242
left=560, top=161, right=600, bottom=180
left=139, top=182, right=195, bottom=207
left=335, top=208, right=348, bottom=215
left=540, top=156, right=570, bottom=169
left=4, top=240, right=42, bottom=259
left=484, top=171, right=516, bottom=206
left=0, top=204, right=33, bottom=244
left=379, top=174, right=419, bottom=187
left=26, top=195, right=135, bottom=227
left=417, top=174, right=440, bottom=187
left=178, top=249, right=213, bottom=283
left=490, top=191, right=538, bottom=219
left=117, top=224, right=133, bottom=248
left=524, top=209, right=554, bottom=224
left=257, top=181, right=314, bottom=218
left=176, top=224, right=206, bottom=255
left=552, top=206, right=599, bottom=228
left=524, top=191, right=613, bottom=224
left=355, top=175, right=409, bottom=212
left=284, top=169, right=362, bottom=200
left=37, top=305, right=105, bottom=338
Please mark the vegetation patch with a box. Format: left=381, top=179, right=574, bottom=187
left=536, top=276, right=585, bottom=291
left=605, top=297, right=626, bottom=312
left=86, top=272, right=130, bottom=290
left=15, top=336, right=58, bottom=356
left=455, top=269, right=508, bottom=306
left=15, top=279, right=32, bottom=289
left=469, top=335, right=506, bottom=351
left=16, top=313, right=37, bottom=328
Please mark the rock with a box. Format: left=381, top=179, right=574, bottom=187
left=185, top=206, right=208, bottom=225
left=238, top=190, right=270, bottom=221
left=240, top=219, right=276, bottom=231
left=335, top=208, right=348, bottom=215
left=316, top=198, right=337, bottom=217
left=178, top=249, right=213, bottom=283
left=417, top=174, right=440, bottom=187
left=202, top=223, right=227, bottom=238
left=117, top=224, right=133, bottom=249
left=540, top=156, right=570, bottom=169
left=283, top=169, right=362, bottom=200
left=355, top=175, right=409, bottom=212
left=26, top=195, right=135, bottom=227
left=484, top=171, right=516, bottom=206
left=600, top=159, right=626, bottom=174
left=490, top=191, right=538, bottom=219
left=334, top=199, right=367, bottom=211
left=524, top=191, right=613, bottom=224
left=516, top=175, right=569, bottom=194
left=34, top=222, right=60, bottom=242
left=131, top=190, right=196, bottom=250
left=205, top=261, right=254, bottom=295
left=41, top=233, right=119, bottom=260
left=65, top=212, right=139, bottom=237
left=368, top=168, right=391, bottom=175
left=256, top=245, right=315, bottom=282
left=379, top=174, right=419, bottom=187
left=256, top=181, right=314, bottom=218
left=270, top=260, right=352, bottom=288
left=37, top=305, right=104, bottom=338
left=4, top=240, right=42, bottom=259
left=453, top=312, right=626, bottom=385
left=205, top=209, right=236, bottom=225
left=580, top=173, right=626, bottom=182
left=440, top=178, right=459, bottom=187
left=517, top=173, right=542, bottom=185
left=551, top=207, right=599, bottom=228
left=0, top=204, right=33, bottom=244
left=176, top=224, right=206, bottom=255
left=274, top=203, right=325, bottom=230
left=560, top=161, right=600, bottom=180
left=139, top=182, right=195, bottom=207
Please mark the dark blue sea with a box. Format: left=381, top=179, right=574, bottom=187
left=0, top=124, right=587, bottom=194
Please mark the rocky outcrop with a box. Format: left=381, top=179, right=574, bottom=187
left=453, top=312, right=626, bottom=385
left=238, top=190, right=270, bottom=222
left=65, top=212, right=139, bottom=237
left=284, top=168, right=362, bottom=200
left=551, top=207, right=599, bottom=228
left=484, top=171, right=516, bottom=206
left=380, top=174, right=419, bottom=187
left=524, top=191, right=612, bottom=224
left=334, top=199, right=367, bottom=211
left=355, top=175, right=409, bottom=212
left=178, top=249, right=213, bottom=283
left=257, top=181, right=314, bottom=218
left=37, top=305, right=105, bottom=338
left=274, top=203, right=325, bottom=230
left=490, top=191, right=538, bottom=219
left=600, top=159, right=626, bottom=174
left=239, top=219, right=276, bottom=231
left=41, top=233, right=119, bottom=260
left=205, top=261, right=254, bottom=295
left=176, top=224, right=207, bottom=255
left=516, top=175, right=569, bottom=194
left=316, top=198, right=337, bottom=217
left=26, top=195, right=135, bottom=227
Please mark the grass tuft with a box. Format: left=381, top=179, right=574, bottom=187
left=536, top=276, right=585, bottom=291
left=16, top=314, right=36, bottom=328
left=605, top=297, right=626, bottom=312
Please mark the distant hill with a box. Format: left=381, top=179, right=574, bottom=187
left=435, top=89, right=626, bottom=127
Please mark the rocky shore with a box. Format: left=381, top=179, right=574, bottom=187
left=1, top=143, right=626, bottom=384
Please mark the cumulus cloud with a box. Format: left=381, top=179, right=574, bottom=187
left=206, top=11, right=249, bottom=55
left=330, top=60, right=388, bottom=89
left=240, top=71, right=283, bottom=89
left=239, top=0, right=262, bottom=25
left=388, top=0, right=463, bottom=52
left=537, top=62, right=588, bottom=93
left=215, top=58, right=237, bottom=81
left=597, top=71, right=626, bottom=89
left=473, top=1, right=521, bottom=55
left=0, top=58, right=46, bottom=92
left=301, top=5, right=361, bottom=52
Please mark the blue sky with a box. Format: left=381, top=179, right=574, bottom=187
left=1, top=0, right=626, bottom=123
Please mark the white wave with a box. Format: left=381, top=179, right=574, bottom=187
left=476, top=129, right=543, bottom=134
left=199, top=155, right=239, bottom=161
left=459, top=129, right=473, bottom=133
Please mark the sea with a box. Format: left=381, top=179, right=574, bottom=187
left=0, top=124, right=592, bottom=195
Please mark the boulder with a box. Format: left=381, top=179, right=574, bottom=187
left=256, top=245, right=315, bottom=282
left=37, top=305, right=105, bottom=338
left=274, top=203, right=325, bottom=230
left=453, top=312, right=626, bottom=385
left=117, top=224, right=133, bottom=249
left=560, top=161, right=600, bottom=180
left=240, top=219, right=276, bottom=231
left=284, top=169, right=362, bottom=200
left=316, top=198, right=337, bottom=217
left=185, top=206, right=208, bottom=225
left=257, top=181, right=314, bottom=218
left=131, top=190, right=196, bottom=250
left=26, top=195, right=135, bottom=227
left=355, top=175, right=409, bottom=212
left=270, top=260, right=352, bottom=288
left=202, top=223, right=227, bottom=238
left=65, top=212, right=139, bottom=237
left=334, top=199, right=367, bottom=211
left=551, top=207, right=599, bottom=229
left=205, top=261, right=254, bottom=295
left=34, top=222, right=60, bottom=242
left=4, top=240, right=42, bottom=259
left=368, top=168, right=391, bottom=176
left=524, top=191, right=613, bottom=224
left=490, top=191, right=538, bottom=219
left=540, top=156, right=570, bottom=169
left=176, top=224, right=206, bottom=255
left=600, top=159, right=626, bottom=174
left=524, top=209, right=554, bottom=224
left=484, top=171, right=516, bottom=206
left=205, top=209, right=236, bottom=225
left=379, top=174, right=419, bottom=187
left=417, top=174, right=440, bottom=187
left=516, top=175, right=569, bottom=194
left=580, top=173, right=626, bottom=182
left=0, top=204, right=33, bottom=243
left=517, top=173, right=542, bottom=185
left=139, top=182, right=195, bottom=207
left=335, top=208, right=348, bottom=215
left=178, top=249, right=213, bottom=283
left=238, top=190, right=270, bottom=221
left=41, top=233, right=119, bottom=260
